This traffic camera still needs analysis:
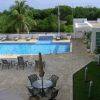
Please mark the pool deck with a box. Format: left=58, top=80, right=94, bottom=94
left=0, top=38, right=70, bottom=44
left=0, top=39, right=94, bottom=100
left=0, top=39, right=38, bottom=43
left=53, top=39, right=70, bottom=43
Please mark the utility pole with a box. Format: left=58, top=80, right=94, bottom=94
left=72, top=5, right=75, bottom=38
left=58, top=0, right=60, bottom=35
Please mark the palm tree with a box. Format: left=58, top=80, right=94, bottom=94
left=10, top=0, right=36, bottom=33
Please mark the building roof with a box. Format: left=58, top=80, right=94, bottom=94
left=75, top=22, right=91, bottom=29
left=74, top=19, right=100, bottom=29
left=89, top=22, right=100, bottom=28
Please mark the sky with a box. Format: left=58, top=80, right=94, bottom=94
left=0, top=0, right=100, bottom=12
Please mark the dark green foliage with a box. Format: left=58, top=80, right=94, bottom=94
left=94, top=47, right=100, bottom=54
left=65, top=25, right=73, bottom=33
left=36, top=15, right=58, bottom=32
left=53, top=6, right=72, bottom=20
left=74, top=7, right=98, bottom=20
left=0, top=0, right=100, bottom=33
left=66, top=15, right=73, bottom=25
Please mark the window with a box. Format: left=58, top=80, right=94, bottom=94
left=96, top=32, right=100, bottom=47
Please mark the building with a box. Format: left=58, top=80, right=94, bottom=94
left=73, top=18, right=100, bottom=52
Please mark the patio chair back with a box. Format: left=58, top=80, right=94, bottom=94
left=28, top=74, right=39, bottom=86
left=49, top=89, right=59, bottom=100
left=27, top=86, right=37, bottom=97
left=17, top=57, right=24, bottom=65
left=1, top=59, right=10, bottom=69
left=49, top=75, right=59, bottom=87
left=17, top=56, right=27, bottom=69
left=2, top=59, right=8, bottom=64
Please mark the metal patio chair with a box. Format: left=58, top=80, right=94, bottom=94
left=28, top=74, right=39, bottom=86
left=48, top=89, right=59, bottom=100
left=16, top=56, right=27, bottom=69
left=49, top=75, right=59, bottom=88
left=1, top=59, right=11, bottom=69
left=27, top=86, right=40, bottom=97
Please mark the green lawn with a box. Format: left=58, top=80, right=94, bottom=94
left=73, top=62, right=100, bottom=100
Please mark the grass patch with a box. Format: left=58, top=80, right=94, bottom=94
left=73, top=62, right=100, bottom=100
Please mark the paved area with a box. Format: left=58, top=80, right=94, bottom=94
left=0, top=39, right=93, bottom=100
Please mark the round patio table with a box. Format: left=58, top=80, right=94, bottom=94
left=32, top=79, right=52, bottom=89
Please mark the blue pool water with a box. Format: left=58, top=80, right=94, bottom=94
left=38, top=36, right=53, bottom=41
left=0, top=42, right=71, bottom=55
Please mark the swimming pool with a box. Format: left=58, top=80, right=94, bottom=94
left=0, top=42, right=71, bottom=55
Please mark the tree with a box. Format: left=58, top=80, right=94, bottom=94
left=65, top=25, right=73, bottom=33
left=46, top=15, right=58, bottom=32
left=53, top=6, right=72, bottom=20
left=60, top=23, right=66, bottom=32
left=39, top=9, right=54, bottom=20
left=36, top=19, right=49, bottom=32
left=0, top=14, right=9, bottom=33
left=0, top=3, right=100, bottom=33
left=36, top=15, right=58, bottom=32
left=9, top=0, right=36, bottom=33
left=66, top=15, right=73, bottom=25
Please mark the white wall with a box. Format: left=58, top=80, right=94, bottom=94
left=97, top=18, right=100, bottom=22
left=73, top=18, right=87, bottom=23
left=73, top=18, right=92, bottom=38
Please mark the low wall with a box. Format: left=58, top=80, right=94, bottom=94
left=0, top=32, right=85, bottom=39
left=0, top=32, right=72, bottom=39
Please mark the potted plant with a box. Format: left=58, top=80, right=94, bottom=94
left=83, top=38, right=87, bottom=44
left=94, top=47, right=100, bottom=65
left=84, top=32, right=91, bottom=44
left=83, top=32, right=87, bottom=44
left=87, top=43, right=90, bottom=53
left=94, top=47, right=100, bottom=54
